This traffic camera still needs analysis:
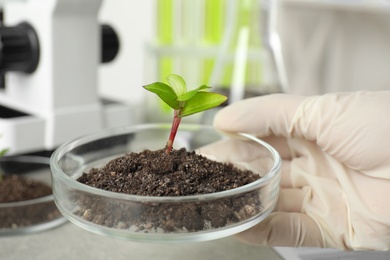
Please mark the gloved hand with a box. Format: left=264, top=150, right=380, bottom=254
left=212, top=91, right=390, bottom=251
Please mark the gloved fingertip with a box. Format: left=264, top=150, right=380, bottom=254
left=213, top=94, right=306, bottom=138
left=235, top=212, right=324, bottom=248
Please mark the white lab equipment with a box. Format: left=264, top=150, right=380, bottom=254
left=0, top=0, right=136, bottom=155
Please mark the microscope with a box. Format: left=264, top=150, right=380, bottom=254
left=0, top=0, right=135, bottom=155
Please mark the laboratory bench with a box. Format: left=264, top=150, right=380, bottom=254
left=0, top=222, right=282, bottom=260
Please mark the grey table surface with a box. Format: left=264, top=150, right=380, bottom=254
left=0, top=221, right=282, bottom=260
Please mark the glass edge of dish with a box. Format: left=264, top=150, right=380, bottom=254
left=50, top=123, right=282, bottom=203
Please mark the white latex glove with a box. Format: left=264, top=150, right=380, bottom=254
left=213, top=91, right=390, bottom=251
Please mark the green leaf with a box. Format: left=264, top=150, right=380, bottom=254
left=0, top=148, right=8, bottom=157
left=0, top=148, right=7, bottom=181
left=177, top=85, right=211, bottom=101
left=143, top=82, right=180, bottom=109
left=197, top=84, right=211, bottom=91
left=166, top=74, right=187, bottom=97
left=180, top=92, right=227, bottom=117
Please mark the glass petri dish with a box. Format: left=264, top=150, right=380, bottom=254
left=50, top=124, right=281, bottom=243
left=0, top=156, right=67, bottom=236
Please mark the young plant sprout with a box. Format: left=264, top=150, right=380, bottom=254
left=0, top=148, right=8, bottom=182
left=143, top=74, right=227, bottom=154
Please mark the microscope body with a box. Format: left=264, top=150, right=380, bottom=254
left=0, top=0, right=132, bottom=155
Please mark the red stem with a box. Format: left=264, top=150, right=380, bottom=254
left=166, top=109, right=181, bottom=154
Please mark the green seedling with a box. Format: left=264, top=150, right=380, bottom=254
left=143, top=74, right=227, bottom=154
left=0, top=148, right=8, bottom=182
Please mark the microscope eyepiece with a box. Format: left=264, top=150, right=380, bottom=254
left=0, top=22, right=39, bottom=74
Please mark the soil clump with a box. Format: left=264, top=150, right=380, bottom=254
left=76, top=148, right=262, bottom=233
left=0, top=175, right=61, bottom=229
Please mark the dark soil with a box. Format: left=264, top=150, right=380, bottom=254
left=0, top=175, right=61, bottom=229
left=0, top=175, right=52, bottom=203
left=76, top=148, right=263, bottom=233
